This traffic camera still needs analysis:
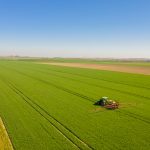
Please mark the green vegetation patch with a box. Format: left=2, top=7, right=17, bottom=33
left=0, top=60, right=150, bottom=150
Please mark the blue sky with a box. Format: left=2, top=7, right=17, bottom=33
left=0, top=0, right=150, bottom=58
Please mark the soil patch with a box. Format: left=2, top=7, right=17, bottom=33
left=41, top=62, right=150, bottom=75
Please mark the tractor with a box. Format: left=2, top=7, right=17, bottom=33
left=95, top=97, right=119, bottom=110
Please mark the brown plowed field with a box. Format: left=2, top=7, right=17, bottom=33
left=41, top=62, right=150, bottom=75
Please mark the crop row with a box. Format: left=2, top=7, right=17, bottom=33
left=1, top=62, right=150, bottom=122
left=0, top=61, right=150, bottom=149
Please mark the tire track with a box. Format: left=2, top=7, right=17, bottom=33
left=1, top=64, right=150, bottom=101
left=6, top=63, right=150, bottom=100
left=37, top=65, right=150, bottom=90
left=1, top=65, right=150, bottom=125
left=12, top=65, right=150, bottom=101
left=14, top=70, right=150, bottom=124
left=0, top=77, right=94, bottom=150
left=0, top=117, right=15, bottom=150
left=116, top=110, right=150, bottom=124
left=14, top=62, right=150, bottom=90
left=0, top=65, right=94, bottom=102
left=2, top=63, right=150, bottom=90
left=30, top=68, right=150, bottom=101
left=1, top=64, right=150, bottom=102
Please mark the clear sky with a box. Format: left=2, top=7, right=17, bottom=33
left=0, top=0, right=150, bottom=58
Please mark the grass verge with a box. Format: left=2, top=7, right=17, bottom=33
left=0, top=117, right=14, bottom=150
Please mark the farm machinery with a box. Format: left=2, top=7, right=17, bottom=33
left=95, top=97, right=119, bottom=110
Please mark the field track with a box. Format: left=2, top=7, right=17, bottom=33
left=41, top=62, right=150, bottom=75
left=0, top=60, right=150, bottom=150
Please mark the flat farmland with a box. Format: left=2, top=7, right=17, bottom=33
left=41, top=62, right=150, bottom=75
left=0, top=60, right=150, bottom=150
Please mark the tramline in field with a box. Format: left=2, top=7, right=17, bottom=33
left=0, top=60, right=150, bottom=150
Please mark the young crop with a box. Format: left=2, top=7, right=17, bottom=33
left=0, top=60, right=150, bottom=150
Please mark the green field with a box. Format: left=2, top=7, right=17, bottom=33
left=17, top=58, right=150, bottom=67
left=0, top=60, right=150, bottom=150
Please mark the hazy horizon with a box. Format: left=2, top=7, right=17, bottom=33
left=0, top=0, right=150, bottom=58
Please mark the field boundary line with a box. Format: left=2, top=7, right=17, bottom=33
left=1, top=78, right=94, bottom=150
left=1, top=64, right=150, bottom=100
left=41, top=62, right=150, bottom=75
left=0, top=117, right=14, bottom=150
left=1, top=66, right=150, bottom=127
left=13, top=66, right=150, bottom=101
left=1, top=63, right=150, bottom=90
left=31, top=68, right=150, bottom=100
left=7, top=72, right=150, bottom=125
left=43, top=67, right=150, bottom=90
left=116, top=110, right=150, bottom=124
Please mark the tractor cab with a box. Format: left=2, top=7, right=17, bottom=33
left=95, top=97, right=108, bottom=106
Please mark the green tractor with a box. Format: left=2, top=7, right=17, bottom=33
left=95, top=97, right=119, bottom=110
left=94, top=97, right=108, bottom=106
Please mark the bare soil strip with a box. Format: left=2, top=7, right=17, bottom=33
left=41, top=63, right=150, bottom=75
left=0, top=118, right=14, bottom=150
